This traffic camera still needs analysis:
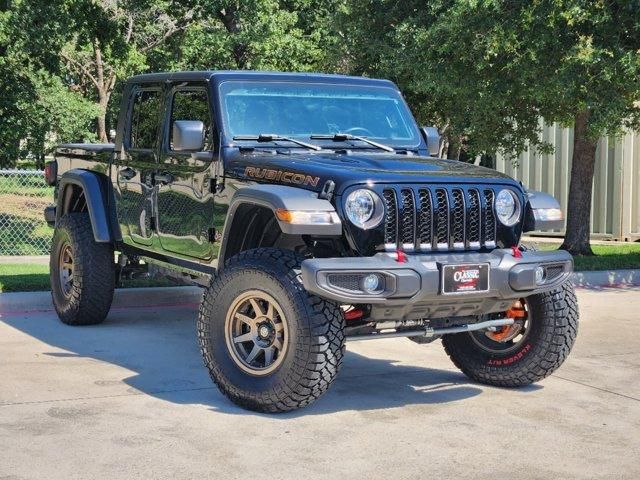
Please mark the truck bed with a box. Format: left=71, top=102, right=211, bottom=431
left=55, top=143, right=115, bottom=175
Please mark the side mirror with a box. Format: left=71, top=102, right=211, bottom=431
left=523, top=190, right=564, bottom=232
left=172, top=120, right=205, bottom=151
left=421, top=126, right=440, bottom=157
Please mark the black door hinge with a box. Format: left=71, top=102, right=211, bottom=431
left=210, top=178, right=224, bottom=194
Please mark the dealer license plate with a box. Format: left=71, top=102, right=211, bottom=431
left=441, top=263, right=490, bottom=294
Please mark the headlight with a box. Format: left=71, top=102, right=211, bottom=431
left=495, top=189, right=521, bottom=226
left=344, top=189, right=383, bottom=229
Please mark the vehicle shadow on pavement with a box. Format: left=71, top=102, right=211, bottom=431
left=1, top=303, right=537, bottom=416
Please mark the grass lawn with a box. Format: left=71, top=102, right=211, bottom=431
left=534, top=242, right=640, bottom=271
left=0, top=263, right=176, bottom=293
left=0, top=264, right=51, bottom=292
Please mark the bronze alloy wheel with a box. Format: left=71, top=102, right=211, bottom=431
left=58, top=242, right=74, bottom=297
left=224, top=290, right=289, bottom=376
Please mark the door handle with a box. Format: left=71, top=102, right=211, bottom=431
left=154, top=172, right=173, bottom=185
left=119, top=167, right=136, bottom=180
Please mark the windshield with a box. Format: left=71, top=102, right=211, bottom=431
left=219, top=80, right=421, bottom=148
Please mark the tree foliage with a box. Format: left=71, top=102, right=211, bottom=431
left=0, top=0, right=97, bottom=167
left=336, top=0, right=640, bottom=254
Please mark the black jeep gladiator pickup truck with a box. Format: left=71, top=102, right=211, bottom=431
left=44, top=71, right=578, bottom=412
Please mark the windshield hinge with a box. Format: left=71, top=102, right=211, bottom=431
left=319, top=180, right=335, bottom=201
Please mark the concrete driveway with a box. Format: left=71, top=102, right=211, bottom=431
left=1, top=286, right=638, bottom=479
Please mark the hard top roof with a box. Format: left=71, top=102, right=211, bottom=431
left=126, top=70, right=397, bottom=88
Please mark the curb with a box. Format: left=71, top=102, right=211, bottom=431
left=0, top=286, right=203, bottom=314
left=571, top=269, right=640, bottom=289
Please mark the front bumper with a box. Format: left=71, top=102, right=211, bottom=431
left=301, top=249, right=573, bottom=321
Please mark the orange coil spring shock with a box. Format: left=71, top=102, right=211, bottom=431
left=487, top=300, right=527, bottom=342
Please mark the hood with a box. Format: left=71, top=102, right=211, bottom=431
left=225, top=149, right=518, bottom=195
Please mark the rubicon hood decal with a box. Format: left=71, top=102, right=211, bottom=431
left=244, top=166, right=321, bottom=187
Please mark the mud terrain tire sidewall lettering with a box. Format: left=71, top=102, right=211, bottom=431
left=50, top=212, right=115, bottom=325
left=442, top=282, right=579, bottom=387
left=198, top=248, right=346, bottom=413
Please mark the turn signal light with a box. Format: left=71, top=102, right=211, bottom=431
left=275, top=209, right=339, bottom=225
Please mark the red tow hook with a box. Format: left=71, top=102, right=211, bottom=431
left=344, top=309, right=364, bottom=321
left=396, top=249, right=408, bottom=263
left=511, top=246, right=523, bottom=258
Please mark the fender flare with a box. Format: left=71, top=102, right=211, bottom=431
left=56, top=169, right=121, bottom=243
left=219, top=184, right=342, bottom=264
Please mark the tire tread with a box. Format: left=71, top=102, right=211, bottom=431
left=197, top=248, right=345, bottom=413
left=50, top=213, right=114, bottom=325
left=442, top=282, right=579, bottom=387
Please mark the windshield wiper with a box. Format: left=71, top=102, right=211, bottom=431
left=310, top=133, right=395, bottom=153
left=233, top=134, right=322, bottom=151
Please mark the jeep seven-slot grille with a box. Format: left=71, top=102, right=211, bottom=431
left=382, top=186, right=498, bottom=251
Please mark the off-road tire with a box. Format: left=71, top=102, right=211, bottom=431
left=198, top=248, right=345, bottom=413
left=50, top=213, right=115, bottom=325
left=442, top=282, right=579, bottom=387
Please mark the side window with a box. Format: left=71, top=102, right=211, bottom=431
left=169, top=90, right=214, bottom=151
left=129, top=90, right=161, bottom=149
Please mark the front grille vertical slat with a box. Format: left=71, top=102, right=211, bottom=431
left=451, top=189, right=465, bottom=249
left=383, top=189, right=398, bottom=248
left=483, top=189, right=496, bottom=247
left=467, top=189, right=481, bottom=249
left=381, top=186, right=497, bottom=252
left=434, top=189, right=449, bottom=250
left=399, top=189, right=416, bottom=250
left=417, top=189, right=432, bottom=250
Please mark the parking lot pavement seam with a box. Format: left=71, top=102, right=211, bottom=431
left=0, top=385, right=216, bottom=408
left=0, top=302, right=199, bottom=316
left=339, top=366, right=460, bottom=381
left=551, top=374, right=640, bottom=403
left=582, top=351, right=638, bottom=358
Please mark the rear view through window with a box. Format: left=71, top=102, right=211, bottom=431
left=129, top=90, right=161, bottom=149
left=169, top=89, right=214, bottom=151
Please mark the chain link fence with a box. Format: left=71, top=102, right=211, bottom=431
left=0, top=169, right=54, bottom=256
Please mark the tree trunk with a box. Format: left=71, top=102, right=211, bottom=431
left=218, top=6, right=248, bottom=68
left=97, top=108, right=107, bottom=142
left=560, top=110, right=598, bottom=256
left=94, top=41, right=109, bottom=143
left=96, top=92, right=110, bottom=143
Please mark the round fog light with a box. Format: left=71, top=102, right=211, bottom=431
left=535, top=266, right=545, bottom=285
left=362, top=274, right=381, bottom=293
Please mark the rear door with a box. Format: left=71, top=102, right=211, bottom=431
left=156, top=83, right=217, bottom=260
left=114, top=86, right=162, bottom=247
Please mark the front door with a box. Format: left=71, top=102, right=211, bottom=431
left=115, top=87, right=162, bottom=247
left=156, top=85, right=217, bottom=260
